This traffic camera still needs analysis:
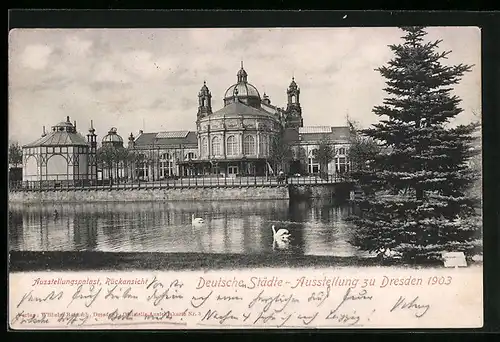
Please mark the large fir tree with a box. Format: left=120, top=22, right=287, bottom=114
left=348, top=27, right=481, bottom=262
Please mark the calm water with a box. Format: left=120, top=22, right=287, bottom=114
left=8, top=200, right=366, bottom=257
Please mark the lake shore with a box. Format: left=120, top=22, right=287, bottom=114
left=8, top=250, right=474, bottom=272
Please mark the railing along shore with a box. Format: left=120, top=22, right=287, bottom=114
left=9, top=174, right=351, bottom=192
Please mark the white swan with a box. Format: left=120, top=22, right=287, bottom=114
left=273, top=238, right=290, bottom=250
left=192, top=214, right=204, bottom=226
left=272, top=225, right=291, bottom=242
left=380, top=247, right=400, bottom=258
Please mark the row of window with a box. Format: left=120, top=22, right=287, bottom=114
left=155, top=152, right=196, bottom=161
left=136, top=163, right=174, bottom=179
left=24, top=146, right=88, bottom=155
left=307, top=156, right=349, bottom=174
left=306, top=147, right=347, bottom=157
left=201, top=135, right=269, bottom=157
left=138, top=156, right=350, bottom=178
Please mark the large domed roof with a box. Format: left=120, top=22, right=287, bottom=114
left=224, top=82, right=261, bottom=99
left=223, top=62, right=262, bottom=108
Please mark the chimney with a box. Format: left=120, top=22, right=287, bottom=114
left=66, top=116, right=70, bottom=122
left=74, top=120, right=77, bottom=130
left=42, top=126, right=46, bottom=137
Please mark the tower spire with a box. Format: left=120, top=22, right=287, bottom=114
left=198, top=79, right=212, bottom=118
left=285, top=75, right=303, bottom=129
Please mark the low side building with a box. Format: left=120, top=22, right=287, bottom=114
left=129, top=130, right=198, bottom=180
left=293, top=126, right=351, bottom=176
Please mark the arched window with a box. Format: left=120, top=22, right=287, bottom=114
left=243, top=135, right=255, bottom=155
left=46, top=154, right=68, bottom=180
left=160, top=153, right=174, bottom=178
left=24, top=155, right=38, bottom=179
left=201, top=137, right=208, bottom=157
left=338, top=147, right=346, bottom=155
left=212, top=136, right=221, bottom=156
left=226, top=136, right=238, bottom=156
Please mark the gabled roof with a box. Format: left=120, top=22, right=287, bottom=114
left=299, top=126, right=331, bottom=134
left=298, top=126, right=350, bottom=143
left=134, top=131, right=197, bottom=148
left=23, top=131, right=89, bottom=148
left=156, top=131, right=190, bottom=139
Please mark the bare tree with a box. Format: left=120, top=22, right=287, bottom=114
left=346, top=117, right=381, bottom=173
left=269, top=132, right=293, bottom=174
left=314, top=136, right=335, bottom=178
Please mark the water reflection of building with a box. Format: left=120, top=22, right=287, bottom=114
left=73, top=214, right=98, bottom=251
left=17, top=210, right=71, bottom=251
left=8, top=210, right=24, bottom=250
left=300, top=202, right=357, bottom=257
left=243, top=215, right=264, bottom=252
left=10, top=200, right=358, bottom=257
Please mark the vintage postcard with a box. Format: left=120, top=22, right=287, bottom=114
left=8, top=26, right=482, bottom=329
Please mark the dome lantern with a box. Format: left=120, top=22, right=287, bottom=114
left=223, top=62, right=261, bottom=108
left=237, top=61, right=248, bottom=83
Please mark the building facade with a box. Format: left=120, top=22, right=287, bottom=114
left=22, top=116, right=97, bottom=187
left=19, top=63, right=351, bottom=185
left=128, top=130, right=198, bottom=181
left=290, top=126, right=351, bottom=176
left=129, top=63, right=350, bottom=177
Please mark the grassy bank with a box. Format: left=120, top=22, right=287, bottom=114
left=7, top=251, right=454, bottom=272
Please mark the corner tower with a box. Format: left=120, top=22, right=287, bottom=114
left=285, top=77, right=303, bottom=128
left=197, top=81, right=212, bottom=119
left=86, top=120, right=98, bottom=183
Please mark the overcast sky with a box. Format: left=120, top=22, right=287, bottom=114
left=9, top=27, right=481, bottom=146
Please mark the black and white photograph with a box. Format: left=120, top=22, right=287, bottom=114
left=8, top=23, right=483, bottom=329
